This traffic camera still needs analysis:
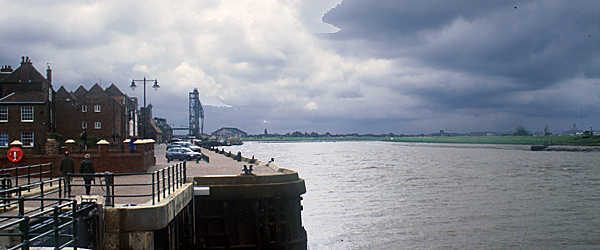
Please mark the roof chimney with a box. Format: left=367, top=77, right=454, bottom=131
left=46, top=64, right=52, bottom=83
left=0, top=65, right=13, bottom=73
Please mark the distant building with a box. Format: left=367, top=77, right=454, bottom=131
left=54, top=83, right=137, bottom=143
left=153, top=117, right=173, bottom=143
left=0, top=57, right=55, bottom=153
left=212, top=127, right=248, bottom=138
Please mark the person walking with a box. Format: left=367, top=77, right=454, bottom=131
left=59, top=151, right=75, bottom=195
left=79, top=153, right=95, bottom=195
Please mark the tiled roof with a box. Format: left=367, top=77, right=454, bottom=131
left=105, top=83, right=125, bottom=97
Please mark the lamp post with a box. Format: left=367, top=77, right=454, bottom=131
left=130, top=77, right=159, bottom=138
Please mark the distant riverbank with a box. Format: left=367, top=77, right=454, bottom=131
left=244, top=135, right=600, bottom=146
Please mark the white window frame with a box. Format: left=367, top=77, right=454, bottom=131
left=94, top=104, right=101, bottom=112
left=20, top=106, right=33, bottom=122
left=95, top=121, right=101, bottom=129
left=82, top=121, right=88, bottom=129
left=82, top=105, right=87, bottom=112
left=0, top=132, right=8, bottom=147
left=0, top=106, right=7, bottom=122
left=21, top=131, right=34, bottom=148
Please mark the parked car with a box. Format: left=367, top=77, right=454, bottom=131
left=172, top=141, right=202, bottom=152
left=166, top=147, right=202, bottom=161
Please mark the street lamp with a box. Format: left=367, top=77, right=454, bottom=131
left=131, top=77, right=159, bottom=138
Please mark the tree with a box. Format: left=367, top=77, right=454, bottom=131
left=513, top=126, right=531, bottom=136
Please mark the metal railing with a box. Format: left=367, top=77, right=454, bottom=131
left=0, top=163, right=54, bottom=193
left=0, top=198, right=78, bottom=250
left=67, top=161, right=187, bottom=206
left=0, top=178, right=63, bottom=216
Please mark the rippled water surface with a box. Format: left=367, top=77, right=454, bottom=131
left=225, top=141, right=600, bottom=249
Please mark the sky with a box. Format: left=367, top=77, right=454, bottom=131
left=1, top=0, right=599, bottom=135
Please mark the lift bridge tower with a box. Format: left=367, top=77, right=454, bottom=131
left=189, top=88, right=204, bottom=137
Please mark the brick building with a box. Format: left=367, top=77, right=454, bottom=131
left=0, top=57, right=55, bottom=154
left=55, top=83, right=138, bottom=143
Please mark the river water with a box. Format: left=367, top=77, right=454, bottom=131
left=225, top=141, right=600, bottom=249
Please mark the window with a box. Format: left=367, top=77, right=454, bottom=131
left=0, top=106, right=7, bottom=122
left=82, top=105, right=87, bottom=112
left=94, top=104, right=101, bottom=112
left=0, top=132, right=7, bottom=147
left=21, top=132, right=34, bottom=147
left=82, top=121, right=88, bottom=129
left=21, top=106, right=33, bottom=122
left=95, top=121, right=101, bottom=129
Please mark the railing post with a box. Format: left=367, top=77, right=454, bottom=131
left=104, top=172, right=114, bottom=207
left=15, top=166, right=19, bottom=189
left=66, top=173, right=71, bottom=198
left=156, top=170, right=160, bottom=203
left=152, top=172, right=155, bottom=205
left=58, top=177, right=62, bottom=204
left=39, top=164, right=42, bottom=187
left=183, top=161, right=187, bottom=184
left=18, top=196, right=24, bottom=217
left=27, top=166, right=31, bottom=192
left=162, top=169, right=166, bottom=199
left=49, top=163, right=53, bottom=187
left=172, top=164, right=176, bottom=193
left=20, top=216, right=30, bottom=250
left=175, top=163, right=179, bottom=188
left=167, top=166, right=171, bottom=196
left=72, top=200, right=78, bottom=250
left=53, top=206, right=59, bottom=249
left=39, top=180, right=44, bottom=212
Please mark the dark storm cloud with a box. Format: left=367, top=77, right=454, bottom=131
left=324, top=0, right=600, bottom=83
left=322, top=0, right=600, bottom=131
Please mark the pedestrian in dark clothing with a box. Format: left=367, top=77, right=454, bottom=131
left=79, top=153, right=95, bottom=195
left=60, top=151, right=75, bottom=195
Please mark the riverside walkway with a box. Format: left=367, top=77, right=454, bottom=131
left=1, top=144, right=281, bottom=209
left=0, top=143, right=306, bottom=250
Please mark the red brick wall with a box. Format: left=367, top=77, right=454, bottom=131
left=0, top=145, right=155, bottom=174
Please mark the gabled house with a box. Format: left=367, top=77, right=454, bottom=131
left=54, top=83, right=137, bottom=143
left=0, top=57, right=54, bottom=153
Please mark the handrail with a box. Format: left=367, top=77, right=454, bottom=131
left=67, top=161, right=187, bottom=206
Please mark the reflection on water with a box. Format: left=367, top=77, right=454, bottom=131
left=225, top=141, right=600, bottom=249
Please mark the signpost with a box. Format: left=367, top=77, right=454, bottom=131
left=7, top=147, right=23, bottom=163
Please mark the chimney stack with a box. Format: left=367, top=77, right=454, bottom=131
left=46, top=64, right=52, bottom=83
left=0, top=65, right=13, bottom=73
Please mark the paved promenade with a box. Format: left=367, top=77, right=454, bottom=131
left=0, top=144, right=281, bottom=213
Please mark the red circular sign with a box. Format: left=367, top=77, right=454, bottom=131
left=7, top=147, right=23, bottom=163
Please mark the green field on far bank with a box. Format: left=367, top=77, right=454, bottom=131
left=243, top=135, right=600, bottom=146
